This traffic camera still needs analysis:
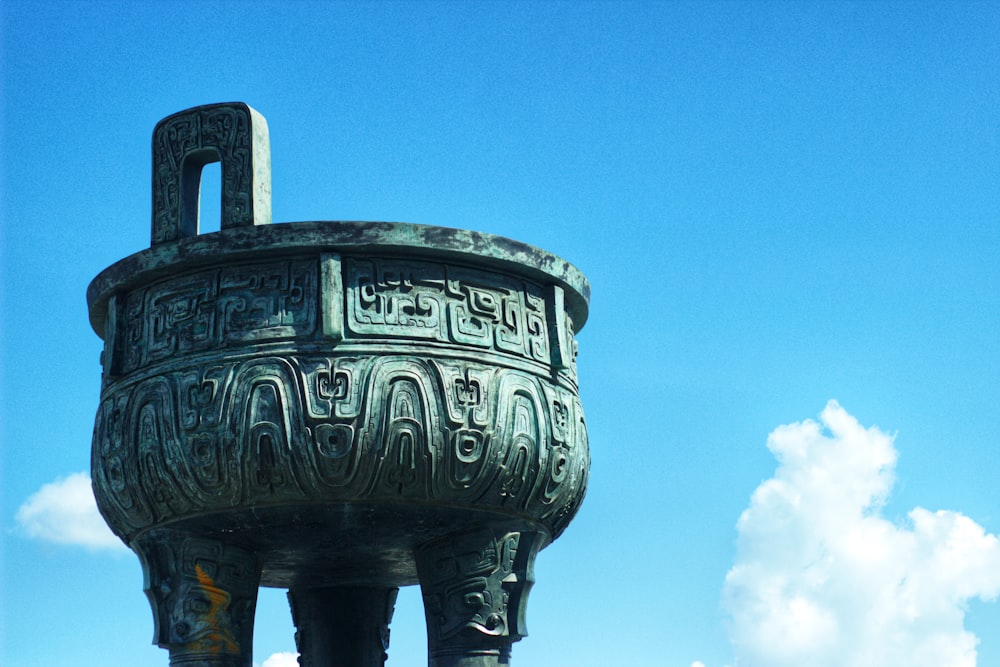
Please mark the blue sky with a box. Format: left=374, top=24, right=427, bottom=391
left=2, top=2, right=998, bottom=666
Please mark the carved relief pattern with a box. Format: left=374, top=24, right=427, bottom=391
left=120, top=260, right=317, bottom=373
left=288, top=586, right=399, bottom=667
left=416, top=530, right=543, bottom=653
left=152, top=104, right=265, bottom=244
left=134, top=534, right=260, bottom=660
left=153, top=111, right=199, bottom=243
left=93, top=355, right=588, bottom=543
left=95, top=253, right=587, bottom=551
left=203, top=107, right=254, bottom=227
left=345, top=258, right=550, bottom=364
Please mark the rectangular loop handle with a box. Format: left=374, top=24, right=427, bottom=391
left=151, top=102, right=271, bottom=245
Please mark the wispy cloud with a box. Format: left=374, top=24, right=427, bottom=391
left=15, top=472, right=126, bottom=552
left=723, top=401, right=1000, bottom=667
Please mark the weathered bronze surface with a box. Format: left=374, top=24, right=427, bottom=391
left=88, top=102, right=590, bottom=666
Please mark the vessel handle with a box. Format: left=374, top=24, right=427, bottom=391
left=150, top=102, right=271, bottom=245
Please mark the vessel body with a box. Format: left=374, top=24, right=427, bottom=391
left=89, top=221, right=590, bottom=588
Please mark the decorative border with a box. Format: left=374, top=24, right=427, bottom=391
left=93, top=356, right=588, bottom=542
left=107, top=255, right=578, bottom=383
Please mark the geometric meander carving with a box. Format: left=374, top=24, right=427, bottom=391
left=110, top=255, right=577, bottom=380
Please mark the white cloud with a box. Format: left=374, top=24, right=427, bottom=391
left=258, top=653, right=299, bottom=667
left=15, top=472, right=126, bottom=552
left=723, top=401, right=1000, bottom=667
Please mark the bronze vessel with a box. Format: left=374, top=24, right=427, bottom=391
left=88, top=103, right=590, bottom=667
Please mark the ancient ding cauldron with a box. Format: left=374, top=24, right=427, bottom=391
left=88, top=103, right=590, bottom=667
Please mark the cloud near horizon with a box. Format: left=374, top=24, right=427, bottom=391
left=722, top=401, right=1000, bottom=667
left=15, top=472, right=126, bottom=552
left=258, top=652, right=299, bottom=667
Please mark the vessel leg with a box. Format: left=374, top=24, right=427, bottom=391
left=134, top=533, right=261, bottom=667
left=288, top=585, right=399, bottom=667
left=415, top=529, right=543, bottom=667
